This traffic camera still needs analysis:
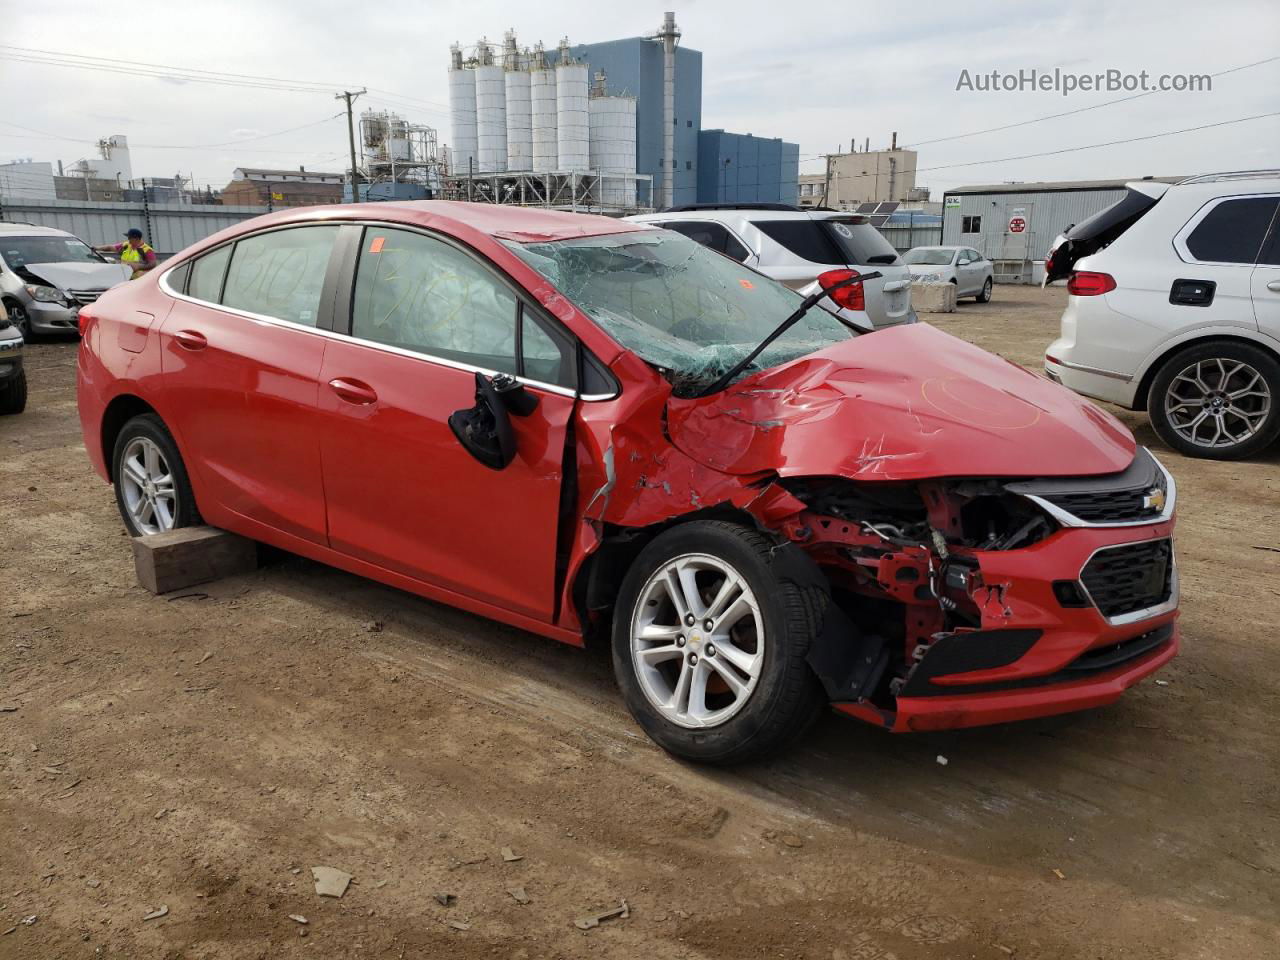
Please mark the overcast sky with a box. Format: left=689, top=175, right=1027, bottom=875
left=4, top=0, right=1278, bottom=197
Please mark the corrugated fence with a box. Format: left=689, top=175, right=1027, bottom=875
left=0, top=198, right=273, bottom=257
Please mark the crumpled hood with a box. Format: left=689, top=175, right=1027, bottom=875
left=25, top=261, right=131, bottom=290
left=665, top=323, right=1136, bottom=481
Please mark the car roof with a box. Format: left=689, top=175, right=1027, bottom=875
left=0, top=223, right=78, bottom=238
left=259, top=200, right=652, bottom=244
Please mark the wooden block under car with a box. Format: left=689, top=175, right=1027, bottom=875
left=131, top=526, right=258, bottom=595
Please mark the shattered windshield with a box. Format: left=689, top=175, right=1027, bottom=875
left=504, top=230, right=854, bottom=395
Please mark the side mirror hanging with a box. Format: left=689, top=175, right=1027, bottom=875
left=448, top=372, right=539, bottom=471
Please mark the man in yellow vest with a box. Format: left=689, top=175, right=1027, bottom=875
left=94, top=228, right=157, bottom=280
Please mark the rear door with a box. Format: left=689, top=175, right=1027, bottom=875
left=158, top=224, right=342, bottom=544
left=316, top=224, right=578, bottom=621
left=1254, top=203, right=1280, bottom=337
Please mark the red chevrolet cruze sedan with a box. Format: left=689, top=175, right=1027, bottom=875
left=77, top=202, right=1179, bottom=763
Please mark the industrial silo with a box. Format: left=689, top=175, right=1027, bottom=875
left=530, top=43, right=558, bottom=173
left=474, top=41, right=507, bottom=173
left=554, top=39, right=589, bottom=173
left=447, top=43, right=478, bottom=176
left=588, top=73, right=637, bottom=208
left=503, top=32, right=532, bottom=172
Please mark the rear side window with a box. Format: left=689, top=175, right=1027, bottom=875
left=187, top=245, right=231, bottom=302
left=1185, top=197, right=1279, bottom=264
left=661, top=221, right=751, bottom=263
left=823, top=219, right=900, bottom=265
left=755, top=220, right=845, bottom=265
left=222, top=226, right=339, bottom=326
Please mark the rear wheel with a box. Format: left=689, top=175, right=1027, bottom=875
left=611, top=520, right=825, bottom=765
left=111, top=414, right=201, bottom=536
left=1148, top=342, right=1280, bottom=459
left=976, top=277, right=993, bottom=303
left=0, top=369, right=26, bottom=415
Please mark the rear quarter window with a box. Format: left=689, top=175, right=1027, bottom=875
left=1184, top=197, right=1279, bottom=264
left=754, top=220, right=845, bottom=265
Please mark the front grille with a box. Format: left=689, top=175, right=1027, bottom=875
left=1081, top=538, right=1173, bottom=619
left=1042, top=487, right=1163, bottom=523
left=67, top=289, right=102, bottom=305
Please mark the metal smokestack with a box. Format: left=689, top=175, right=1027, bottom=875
left=656, top=11, right=680, bottom=209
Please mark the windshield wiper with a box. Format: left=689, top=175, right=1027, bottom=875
left=690, top=270, right=880, bottom=398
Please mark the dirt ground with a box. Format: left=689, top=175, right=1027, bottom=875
left=2, top=283, right=1278, bottom=959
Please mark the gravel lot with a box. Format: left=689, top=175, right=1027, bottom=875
left=2, top=283, right=1278, bottom=959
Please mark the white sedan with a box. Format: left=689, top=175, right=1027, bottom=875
left=903, top=245, right=993, bottom=302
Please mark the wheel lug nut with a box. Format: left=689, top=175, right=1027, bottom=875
left=703, top=619, right=714, bottom=631
left=676, top=635, right=686, bottom=647
left=688, top=653, right=698, bottom=665
left=705, top=644, right=716, bottom=657
left=684, top=614, right=695, bottom=626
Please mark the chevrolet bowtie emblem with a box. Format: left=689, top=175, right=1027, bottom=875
left=1142, top=488, right=1165, bottom=512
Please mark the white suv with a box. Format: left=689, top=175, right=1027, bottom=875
left=626, top=205, right=916, bottom=329
left=1044, top=171, right=1280, bottom=459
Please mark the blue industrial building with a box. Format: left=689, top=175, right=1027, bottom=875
left=559, top=37, right=702, bottom=208
left=697, top=131, right=799, bottom=206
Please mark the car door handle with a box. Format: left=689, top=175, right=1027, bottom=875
left=328, top=377, right=378, bottom=405
left=173, top=329, right=207, bottom=351
left=1268, top=280, right=1280, bottom=293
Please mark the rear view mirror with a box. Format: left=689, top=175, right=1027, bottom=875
left=448, top=372, right=539, bottom=470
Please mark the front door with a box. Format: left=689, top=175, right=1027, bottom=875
left=317, top=225, right=578, bottom=621
left=158, top=225, right=342, bottom=544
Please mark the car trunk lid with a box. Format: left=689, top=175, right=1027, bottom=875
left=1043, top=182, right=1168, bottom=285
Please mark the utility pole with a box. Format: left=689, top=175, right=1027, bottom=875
left=820, top=154, right=832, bottom=208
left=335, top=88, right=367, bottom=202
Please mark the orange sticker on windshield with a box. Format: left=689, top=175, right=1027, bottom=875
left=369, top=236, right=385, bottom=253
left=739, top=279, right=754, bottom=289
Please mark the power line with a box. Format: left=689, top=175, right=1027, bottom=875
left=901, top=55, right=1280, bottom=150
left=906, top=111, right=1280, bottom=175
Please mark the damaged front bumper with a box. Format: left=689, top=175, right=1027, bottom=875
left=781, top=447, right=1180, bottom=732
left=834, top=519, right=1179, bottom=731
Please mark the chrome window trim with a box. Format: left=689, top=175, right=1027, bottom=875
left=1022, top=455, right=1176, bottom=529
left=158, top=265, right=615, bottom=402
left=1173, top=192, right=1280, bottom=267
left=1075, top=537, right=1179, bottom=626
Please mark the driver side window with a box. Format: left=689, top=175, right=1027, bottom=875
left=351, top=227, right=518, bottom=375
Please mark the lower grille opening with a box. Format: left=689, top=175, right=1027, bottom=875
left=1081, top=538, right=1173, bottom=619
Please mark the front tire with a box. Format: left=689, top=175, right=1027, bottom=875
left=1148, top=342, right=1280, bottom=460
left=111, top=413, right=201, bottom=536
left=611, top=520, right=825, bottom=765
left=0, top=369, right=26, bottom=415
left=976, top=277, right=993, bottom=303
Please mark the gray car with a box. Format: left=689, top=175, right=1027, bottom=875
left=0, top=224, right=131, bottom=337
left=902, top=245, right=994, bottom=302
left=627, top=205, right=917, bottom=328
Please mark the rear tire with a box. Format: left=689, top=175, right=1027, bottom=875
left=976, top=277, right=993, bottom=303
left=611, top=520, right=825, bottom=765
left=1148, top=341, right=1280, bottom=460
left=0, top=369, right=26, bottom=415
left=111, top=413, right=202, bottom=536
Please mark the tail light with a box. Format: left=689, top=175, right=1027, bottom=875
left=1067, top=271, right=1116, bottom=296
left=817, top=269, right=865, bottom=312
left=77, top=306, right=97, bottom=336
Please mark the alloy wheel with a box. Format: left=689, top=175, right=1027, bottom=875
left=630, top=553, right=764, bottom=729
left=119, top=436, right=179, bottom=535
left=7, top=302, right=30, bottom=338
left=1164, top=358, right=1271, bottom=449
